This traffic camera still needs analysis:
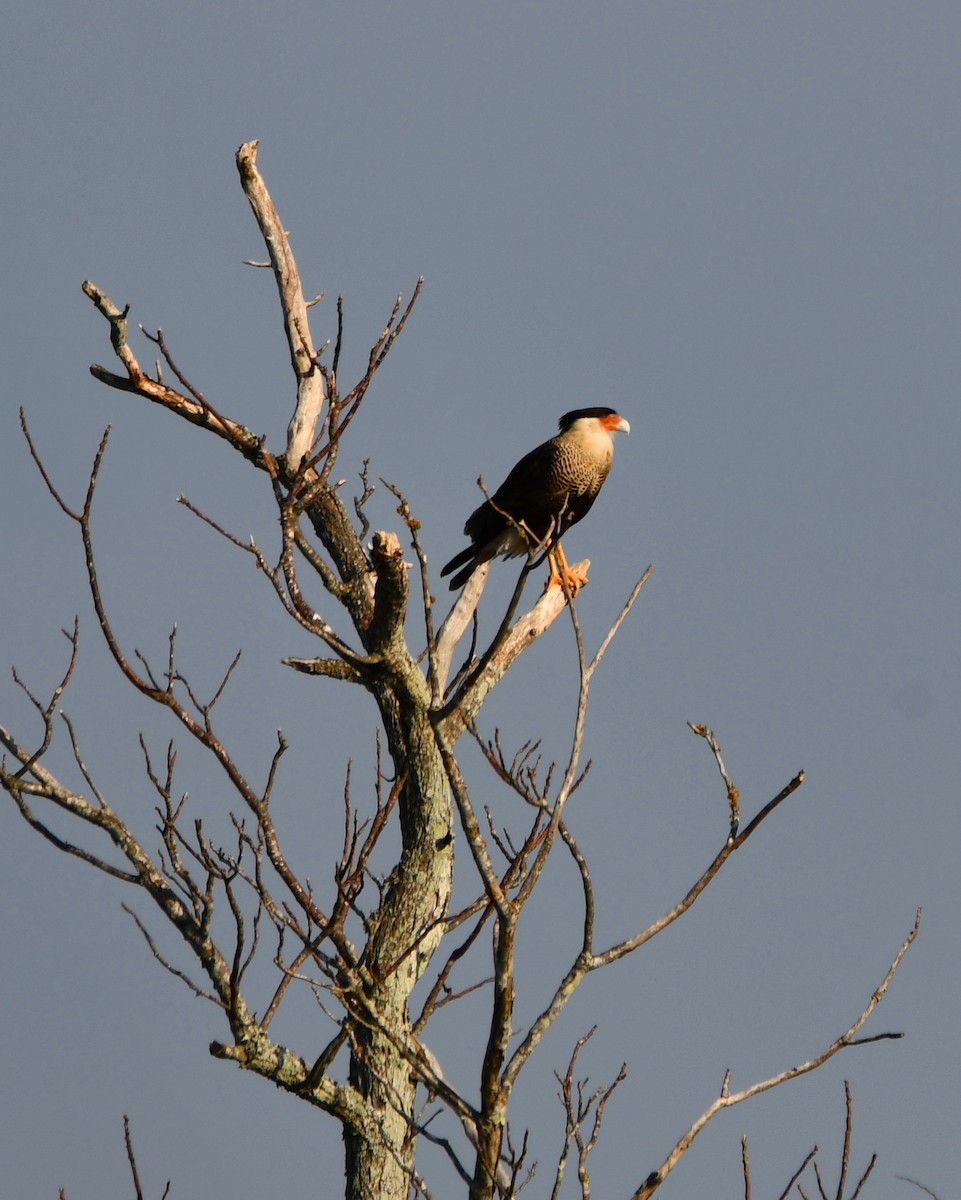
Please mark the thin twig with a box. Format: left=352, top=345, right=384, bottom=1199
left=896, top=1177, right=942, bottom=1200
left=687, top=721, right=742, bottom=838
left=776, top=1147, right=818, bottom=1200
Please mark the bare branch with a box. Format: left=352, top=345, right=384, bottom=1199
left=631, top=910, right=921, bottom=1199
left=383, top=480, right=443, bottom=705
left=123, top=1116, right=145, bottom=1200
left=140, top=325, right=207, bottom=406
left=82, top=282, right=270, bottom=465
left=849, top=1155, right=878, bottom=1200
left=119, top=904, right=220, bottom=1003
left=7, top=613, right=79, bottom=782
left=687, top=721, right=742, bottom=838
left=303, top=279, right=423, bottom=481
left=896, top=1178, right=942, bottom=1200
left=776, top=1147, right=818, bottom=1200
left=434, top=562, right=492, bottom=692
left=836, top=1079, right=854, bottom=1200
left=19, top=408, right=83, bottom=519
left=551, top=1027, right=627, bottom=1200
left=236, top=139, right=325, bottom=468
left=592, top=767, right=806, bottom=969
left=435, top=568, right=569, bottom=736
left=61, top=710, right=109, bottom=807
left=177, top=493, right=269, bottom=561
left=0, top=742, right=139, bottom=882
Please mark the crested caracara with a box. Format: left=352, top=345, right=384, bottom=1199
left=440, top=407, right=630, bottom=593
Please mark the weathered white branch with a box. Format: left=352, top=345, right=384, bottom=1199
left=434, top=563, right=491, bottom=690
left=435, top=563, right=588, bottom=739
left=236, top=139, right=326, bottom=468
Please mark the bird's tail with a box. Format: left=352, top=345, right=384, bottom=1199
left=445, top=559, right=480, bottom=591
left=439, top=544, right=477, bottom=581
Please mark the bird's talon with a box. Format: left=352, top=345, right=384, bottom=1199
left=545, top=569, right=588, bottom=596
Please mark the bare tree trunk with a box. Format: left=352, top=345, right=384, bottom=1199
left=339, top=538, right=454, bottom=1199
left=343, top=1032, right=416, bottom=1200
left=342, top=722, right=451, bottom=1196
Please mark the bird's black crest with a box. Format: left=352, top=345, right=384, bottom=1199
left=557, top=407, right=619, bottom=431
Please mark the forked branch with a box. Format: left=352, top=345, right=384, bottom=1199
left=81, top=282, right=270, bottom=466
left=633, top=910, right=920, bottom=1199
left=550, top=1027, right=627, bottom=1200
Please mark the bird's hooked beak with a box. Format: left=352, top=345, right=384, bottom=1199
left=615, top=417, right=630, bottom=435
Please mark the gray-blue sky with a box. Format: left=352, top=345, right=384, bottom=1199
left=2, top=3, right=958, bottom=1195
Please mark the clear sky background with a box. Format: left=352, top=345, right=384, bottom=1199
left=2, top=3, right=958, bottom=1197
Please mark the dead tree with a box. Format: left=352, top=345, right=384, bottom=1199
left=0, top=141, right=918, bottom=1200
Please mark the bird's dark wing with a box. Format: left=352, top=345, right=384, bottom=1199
left=465, top=437, right=566, bottom=546
left=489, top=434, right=611, bottom=539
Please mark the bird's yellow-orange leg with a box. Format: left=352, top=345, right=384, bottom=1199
left=546, top=542, right=589, bottom=594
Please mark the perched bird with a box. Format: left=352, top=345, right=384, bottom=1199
left=440, top=407, right=630, bottom=593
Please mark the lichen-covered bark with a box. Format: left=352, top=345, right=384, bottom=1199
left=336, top=533, right=454, bottom=1199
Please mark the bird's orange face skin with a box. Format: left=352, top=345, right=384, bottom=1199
left=601, top=412, right=627, bottom=431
